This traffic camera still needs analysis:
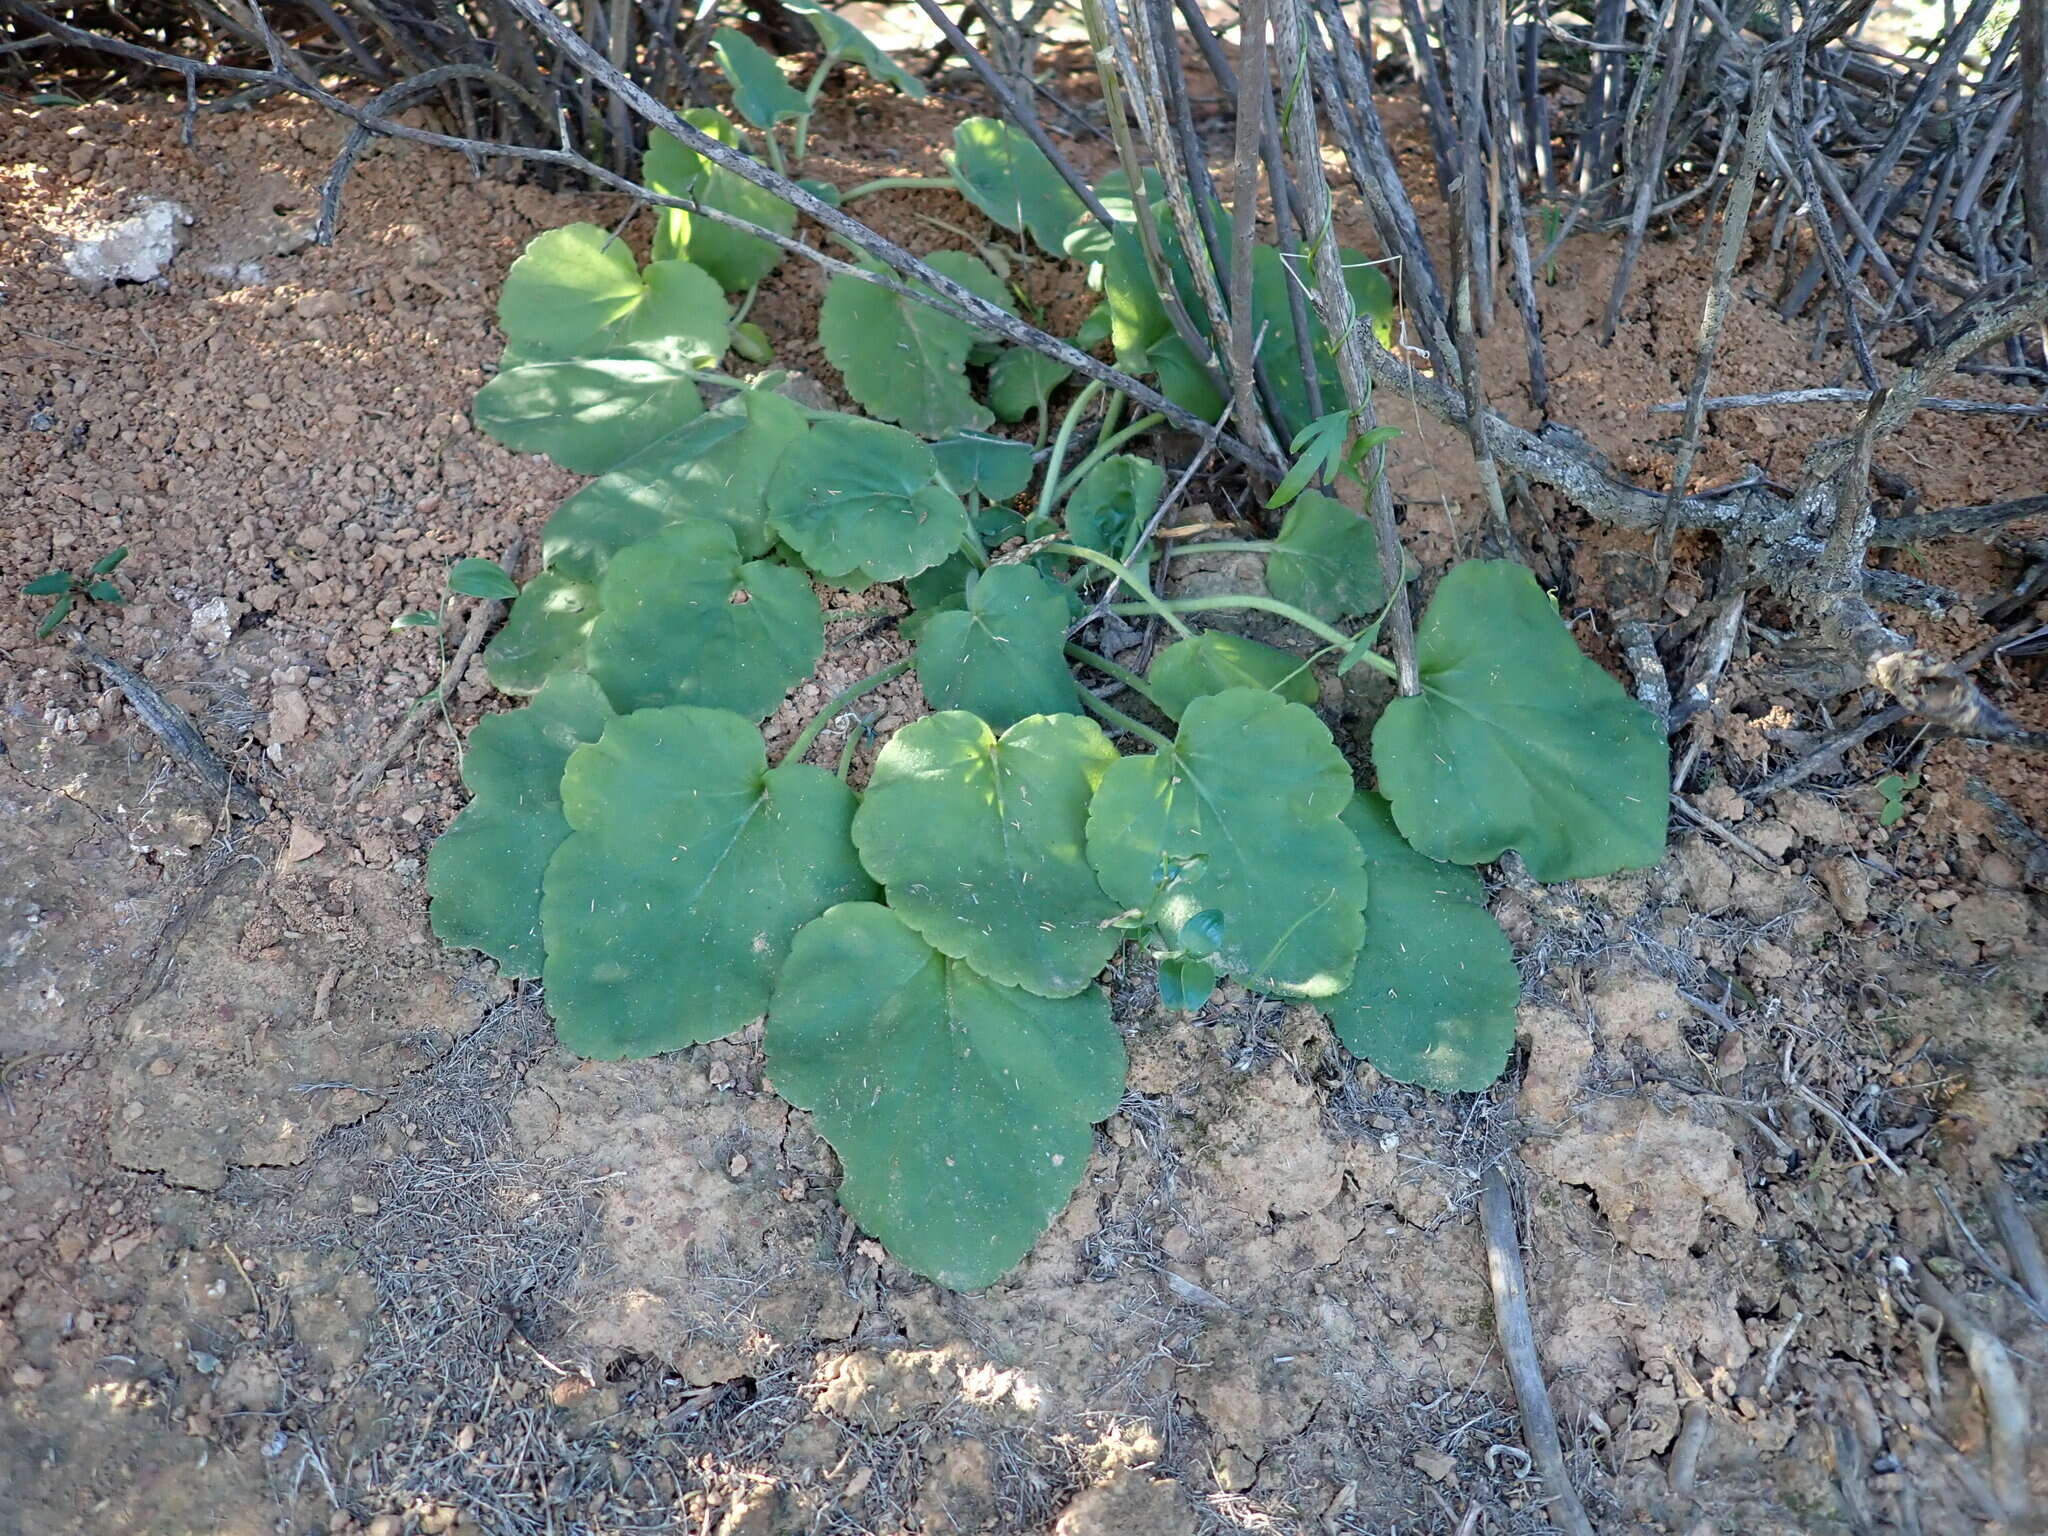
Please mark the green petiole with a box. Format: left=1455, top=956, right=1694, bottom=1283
left=781, top=657, right=913, bottom=766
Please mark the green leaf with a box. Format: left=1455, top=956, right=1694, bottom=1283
left=1321, top=793, right=1518, bottom=1092
left=90, top=547, right=129, bottom=575
left=1074, top=303, right=1111, bottom=351
left=1087, top=688, right=1366, bottom=998
left=1063, top=453, right=1164, bottom=562
left=782, top=0, right=929, bottom=98
left=473, top=346, right=705, bottom=474
left=448, top=557, right=519, bottom=601
left=86, top=580, right=124, bottom=604
left=542, top=388, right=807, bottom=580
left=35, top=594, right=73, bottom=637
left=585, top=520, right=822, bottom=718
left=945, top=117, right=1088, bottom=257
left=1146, top=632, right=1318, bottom=721
left=391, top=610, right=440, bottom=630
left=497, top=224, right=728, bottom=363
left=765, top=415, right=971, bottom=586
left=24, top=571, right=73, bottom=596
left=1370, top=560, right=1668, bottom=881
left=903, top=551, right=975, bottom=612
left=1267, top=408, right=1349, bottom=511
left=729, top=320, right=774, bottom=363
left=765, top=902, right=1124, bottom=1289
left=484, top=569, right=600, bottom=693
left=930, top=431, right=1034, bottom=502
left=915, top=565, right=1079, bottom=728
left=710, top=28, right=810, bottom=130
left=543, top=707, right=876, bottom=1057
left=796, top=177, right=844, bottom=207
left=1266, top=490, right=1389, bottom=622
left=988, top=348, right=1072, bottom=423
left=645, top=111, right=796, bottom=291
left=426, top=674, right=614, bottom=977
left=853, top=712, right=1124, bottom=996
left=820, top=250, right=1007, bottom=438
left=1156, top=956, right=1217, bottom=1012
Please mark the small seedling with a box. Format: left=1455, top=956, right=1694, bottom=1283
left=24, top=546, right=128, bottom=637
left=1876, top=771, right=1921, bottom=827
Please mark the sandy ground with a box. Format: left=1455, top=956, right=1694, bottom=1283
left=1, top=54, right=2045, bottom=1536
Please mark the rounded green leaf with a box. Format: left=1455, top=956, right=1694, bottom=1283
left=484, top=568, right=601, bottom=694
left=498, top=224, right=729, bottom=363
left=427, top=674, right=614, bottom=977
left=1063, top=453, right=1164, bottom=562
left=819, top=251, right=1007, bottom=438
left=1370, top=560, right=1668, bottom=881
left=988, top=348, right=1072, bottom=423
left=585, top=521, right=821, bottom=718
left=1087, top=688, right=1367, bottom=998
left=1321, top=793, right=1518, bottom=1092
left=945, top=117, right=1088, bottom=256
left=853, top=712, right=1123, bottom=996
left=542, top=388, right=807, bottom=580
left=765, top=903, right=1125, bottom=1289
left=1146, top=632, right=1318, bottom=721
left=542, top=708, right=875, bottom=1057
left=1266, top=490, right=1390, bottom=623
left=766, top=415, right=970, bottom=585
left=914, top=565, right=1078, bottom=729
left=710, top=28, right=809, bottom=129
left=1156, top=956, right=1218, bottom=1013
left=448, top=557, right=519, bottom=601
left=473, top=346, right=705, bottom=474
left=645, top=111, right=795, bottom=291
left=930, top=431, right=1035, bottom=502
left=782, top=0, right=928, bottom=98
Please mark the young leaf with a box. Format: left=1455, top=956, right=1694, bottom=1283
left=852, top=712, right=1124, bottom=996
left=765, top=902, right=1124, bottom=1289
left=1155, top=956, right=1218, bottom=1012
left=1087, top=689, right=1367, bottom=998
left=35, top=594, right=74, bottom=637
left=1266, top=408, right=1350, bottom=511
left=645, top=111, right=796, bottom=291
left=1146, top=632, right=1318, bottom=721
left=85, top=580, right=123, bottom=604
left=781, top=0, right=929, bottom=98
left=541, top=388, right=807, bottom=579
left=988, top=348, right=1072, bottom=423
left=391, top=610, right=440, bottom=630
left=426, top=674, right=614, bottom=977
left=90, top=547, right=130, bottom=575
left=585, top=520, right=822, bottom=718
left=820, top=249, right=1010, bottom=438
left=1370, top=560, right=1668, bottom=881
left=1266, top=490, right=1389, bottom=622
left=448, top=557, right=519, bottom=601
left=730, top=320, right=774, bottom=363
left=542, top=707, right=876, bottom=1057
left=930, top=431, right=1035, bottom=502
left=473, top=346, right=705, bottom=474
left=484, top=569, right=600, bottom=694
left=1063, top=453, right=1164, bottom=562
left=945, top=117, right=1088, bottom=256
left=497, top=224, right=729, bottom=363
left=710, top=28, right=809, bottom=130
left=1320, top=793, right=1518, bottom=1092
left=914, top=564, right=1079, bottom=728
left=24, top=571, right=74, bottom=596
left=765, top=415, right=971, bottom=585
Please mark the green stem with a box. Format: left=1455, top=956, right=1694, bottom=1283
left=1077, top=689, right=1173, bottom=752
left=959, top=532, right=990, bottom=569
left=804, top=48, right=846, bottom=107
left=1174, top=539, right=1273, bottom=557
left=732, top=279, right=764, bottom=325
left=1036, top=380, right=1105, bottom=523
left=764, top=129, right=788, bottom=178
left=1044, top=542, right=1197, bottom=640
left=1064, top=642, right=1164, bottom=708
left=1104, top=594, right=1397, bottom=676
left=1051, top=412, right=1166, bottom=509
left=841, top=174, right=956, bottom=201
left=782, top=658, right=912, bottom=766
